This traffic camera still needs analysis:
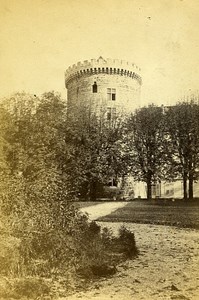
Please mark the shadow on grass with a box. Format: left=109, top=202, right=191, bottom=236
left=98, top=199, right=199, bottom=229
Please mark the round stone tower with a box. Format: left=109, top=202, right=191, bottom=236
left=65, top=56, right=142, bottom=118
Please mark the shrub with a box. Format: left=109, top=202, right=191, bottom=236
left=100, top=225, right=139, bottom=259
left=13, top=277, right=50, bottom=299
left=0, top=277, right=50, bottom=299
left=117, top=225, right=139, bottom=258
left=75, top=220, right=138, bottom=278
left=0, top=234, right=21, bottom=276
left=0, top=91, right=138, bottom=298
left=0, top=277, right=12, bottom=298
left=0, top=172, right=139, bottom=298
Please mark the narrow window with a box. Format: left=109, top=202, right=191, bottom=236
left=113, top=178, right=117, bottom=186
left=92, top=81, right=97, bottom=93
left=108, top=178, right=117, bottom=187
left=108, top=178, right=113, bottom=186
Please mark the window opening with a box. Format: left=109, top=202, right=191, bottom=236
left=92, top=81, right=97, bottom=93
left=108, top=177, right=117, bottom=187
left=107, top=88, right=116, bottom=101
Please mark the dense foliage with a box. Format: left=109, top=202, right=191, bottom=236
left=1, top=90, right=199, bottom=298
left=165, top=101, right=199, bottom=200
left=0, top=92, right=138, bottom=298
left=66, top=103, right=127, bottom=200
left=125, top=101, right=199, bottom=200
left=125, top=105, right=165, bottom=199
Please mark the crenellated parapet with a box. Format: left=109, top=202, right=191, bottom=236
left=65, top=57, right=142, bottom=87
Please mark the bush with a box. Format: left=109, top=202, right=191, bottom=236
left=0, top=277, right=50, bottom=299
left=74, top=219, right=110, bottom=278
left=0, top=91, right=138, bottom=298
left=75, top=220, right=138, bottom=279
left=0, top=278, right=12, bottom=298
left=13, top=277, right=50, bottom=299
left=117, top=226, right=139, bottom=258
left=0, top=175, right=138, bottom=295
left=0, top=234, right=21, bottom=276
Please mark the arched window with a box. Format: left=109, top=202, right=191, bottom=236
left=92, top=81, right=97, bottom=93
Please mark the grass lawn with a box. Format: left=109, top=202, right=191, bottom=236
left=98, top=199, right=199, bottom=229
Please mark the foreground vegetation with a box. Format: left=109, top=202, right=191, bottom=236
left=0, top=218, right=138, bottom=299
left=0, top=92, right=138, bottom=299
left=1, top=91, right=199, bottom=298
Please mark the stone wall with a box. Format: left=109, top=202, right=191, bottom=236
left=65, top=57, right=142, bottom=117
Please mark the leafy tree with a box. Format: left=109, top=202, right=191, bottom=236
left=126, top=105, right=165, bottom=200
left=0, top=105, right=11, bottom=174
left=66, top=104, right=127, bottom=200
left=0, top=91, right=138, bottom=287
left=3, top=92, right=72, bottom=196
left=0, top=91, right=78, bottom=276
left=1, top=92, right=39, bottom=176
left=165, top=101, right=199, bottom=200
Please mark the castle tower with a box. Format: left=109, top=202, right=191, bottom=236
left=65, top=57, right=142, bottom=118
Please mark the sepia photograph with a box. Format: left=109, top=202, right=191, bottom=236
left=0, top=0, right=199, bottom=299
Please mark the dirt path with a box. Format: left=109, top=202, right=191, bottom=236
left=79, top=202, right=128, bottom=220
left=65, top=204, right=199, bottom=300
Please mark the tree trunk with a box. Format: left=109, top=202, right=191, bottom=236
left=188, top=155, right=194, bottom=200
left=89, top=180, right=97, bottom=201
left=183, top=172, right=188, bottom=201
left=188, top=173, right=194, bottom=200
left=146, top=174, right=152, bottom=200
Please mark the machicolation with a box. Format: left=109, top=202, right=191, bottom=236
left=65, top=57, right=142, bottom=87
left=65, top=57, right=142, bottom=115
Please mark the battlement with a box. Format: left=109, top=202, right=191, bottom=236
left=65, top=57, right=142, bottom=86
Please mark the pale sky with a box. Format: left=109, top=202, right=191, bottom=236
left=0, top=0, right=199, bottom=106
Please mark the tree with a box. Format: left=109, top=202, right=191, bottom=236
left=66, top=104, right=127, bottom=200
left=0, top=91, right=86, bottom=276
left=165, top=101, right=199, bottom=200
left=126, top=105, right=165, bottom=200
left=1, top=91, right=78, bottom=230
left=0, top=105, right=10, bottom=174
left=1, top=92, right=40, bottom=176
left=0, top=91, right=137, bottom=284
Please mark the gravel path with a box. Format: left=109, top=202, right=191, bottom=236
left=66, top=203, right=199, bottom=300
left=79, top=202, right=128, bottom=220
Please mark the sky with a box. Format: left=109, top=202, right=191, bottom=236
left=0, top=0, right=199, bottom=106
